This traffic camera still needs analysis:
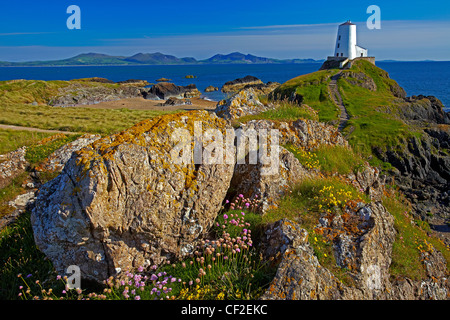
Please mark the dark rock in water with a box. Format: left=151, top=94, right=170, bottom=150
left=144, top=82, right=201, bottom=100
left=156, top=78, right=171, bottom=82
left=221, top=75, right=263, bottom=93
left=204, top=85, right=219, bottom=92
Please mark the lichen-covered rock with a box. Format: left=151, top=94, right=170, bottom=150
left=261, top=202, right=397, bottom=300
left=260, top=203, right=450, bottom=300
left=347, top=164, right=385, bottom=201
left=35, top=134, right=101, bottom=173
left=0, top=147, right=29, bottom=189
left=241, top=118, right=348, bottom=151
left=31, top=111, right=235, bottom=282
left=214, top=88, right=274, bottom=120
left=230, top=146, right=314, bottom=213
left=260, top=219, right=363, bottom=300
left=227, top=118, right=346, bottom=212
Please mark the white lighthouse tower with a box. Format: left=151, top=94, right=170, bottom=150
left=321, top=20, right=373, bottom=70
left=334, top=20, right=367, bottom=60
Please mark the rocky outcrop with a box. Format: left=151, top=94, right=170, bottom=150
left=49, top=84, right=145, bottom=107
left=230, top=147, right=315, bottom=213
left=399, top=95, right=450, bottom=125
left=382, top=95, right=450, bottom=239
left=35, top=134, right=101, bottom=173
left=144, top=82, right=201, bottom=100
left=0, top=191, right=37, bottom=229
left=221, top=76, right=264, bottom=93
left=227, top=118, right=347, bottom=212
left=348, top=164, right=386, bottom=202
left=240, top=118, right=348, bottom=151
left=221, top=76, right=279, bottom=95
left=0, top=147, right=29, bottom=189
left=259, top=200, right=396, bottom=300
left=339, top=71, right=377, bottom=92
left=214, top=88, right=274, bottom=120
left=260, top=203, right=449, bottom=300
left=247, top=82, right=281, bottom=95
left=0, top=134, right=102, bottom=229
left=31, top=111, right=235, bottom=282
left=374, top=129, right=450, bottom=225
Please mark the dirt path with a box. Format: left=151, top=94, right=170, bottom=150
left=0, top=124, right=79, bottom=135
left=329, top=73, right=350, bottom=132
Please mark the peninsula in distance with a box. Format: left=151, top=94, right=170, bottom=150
left=0, top=52, right=324, bottom=67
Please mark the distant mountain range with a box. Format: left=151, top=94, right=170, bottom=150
left=0, top=52, right=324, bottom=67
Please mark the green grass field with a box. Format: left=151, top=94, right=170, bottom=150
left=0, top=79, right=179, bottom=136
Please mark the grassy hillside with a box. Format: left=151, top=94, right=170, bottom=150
left=272, top=60, right=422, bottom=161
left=0, top=80, right=178, bottom=136
left=271, top=69, right=340, bottom=122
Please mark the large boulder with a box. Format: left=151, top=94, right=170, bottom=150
left=31, top=111, right=235, bottom=282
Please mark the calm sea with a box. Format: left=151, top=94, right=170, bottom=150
left=0, top=62, right=448, bottom=111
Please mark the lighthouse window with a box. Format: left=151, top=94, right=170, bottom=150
left=339, top=36, right=341, bottom=40
left=341, top=53, right=343, bottom=57
left=337, top=43, right=340, bottom=48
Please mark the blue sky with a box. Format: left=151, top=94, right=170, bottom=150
left=0, top=0, right=449, bottom=61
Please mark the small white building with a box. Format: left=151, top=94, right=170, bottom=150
left=334, top=20, right=368, bottom=60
